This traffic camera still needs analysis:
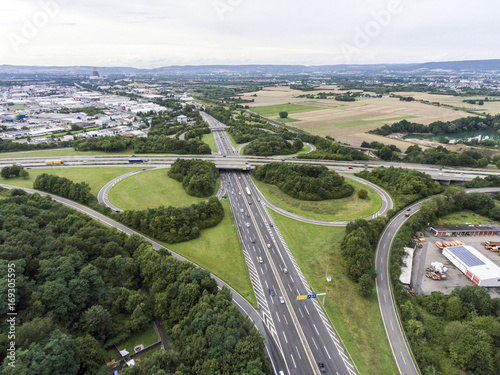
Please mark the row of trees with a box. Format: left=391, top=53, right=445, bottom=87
left=133, top=136, right=211, bottom=154
left=73, top=135, right=133, bottom=152
left=253, top=163, right=354, bottom=201
left=244, top=136, right=304, bottom=156
left=390, top=188, right=500, bottom=374
left=1, top=165, right=28, bottom=179
left=168, top=159, right=219, bottom=197
left=356, top=167, right=443, bottom=209
left=374, top=115, right=500, bottom=136
left=0, top=138, right=72, bottom=153
left=117, top=197, right=224, bottom=243
left=404, top=145, right=490, bottom=168
left=33, top=174, right=95, bottom=205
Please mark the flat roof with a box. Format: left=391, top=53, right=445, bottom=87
left=431, top=224, right=500, bottom=232
left=443, top=245, right=500, bottom=280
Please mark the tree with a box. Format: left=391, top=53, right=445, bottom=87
left=357, top=189, right=368, bottom=199
left=358, top=273, right=374, bottom=297
left=279, top=111, right=288, bottom=118
left=80, top=305, right=112, bottom=341
left=74, top=335, right=108, bottom=375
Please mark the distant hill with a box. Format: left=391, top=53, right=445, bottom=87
left=0, top=59, right=498, bottom=76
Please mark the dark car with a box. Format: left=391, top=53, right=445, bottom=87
left=248, top=201, right=252, bottom=205
left=269, top=288, right=274, bottom=296
left=250, top=238, right=255, bottom=243
left=407, top=208, right=411, bottom=211
left=317, top=361, right=326, bottom=373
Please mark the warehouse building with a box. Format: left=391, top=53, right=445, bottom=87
left=430, top=224, right=500, bottom=237
left=442, top=245, right=500, bottom=287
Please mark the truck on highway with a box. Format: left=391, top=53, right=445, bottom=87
left=45, top=160, right=64, bottom=165
left=129, top=159, right=146, bottom=163
left=245, top=187, right=251, bottom=196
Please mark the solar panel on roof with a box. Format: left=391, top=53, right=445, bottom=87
left=448, top=246, right=485, bottom=267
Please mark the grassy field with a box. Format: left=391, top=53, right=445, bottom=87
left=0, top=167, right=143, bottom=195
left=202, top=133, right=217, bottom=152
left=270, top=212, right=399, bottom=375
left=106, top=324, right=159, bottom=361
left=167, top=200, right=257, bottom=307
left=9, top=105, right=26, bottom=110
left=0, top=148, right=134, bottom=159
left=253, top=177, right=382, bottom=221
left=108, top=168, right=218, bottom=210
left=252, top=103, right=324, bottom=117
left=437, top=210, right=498, bottom=225
left=274, top=117, right=300, bottom=124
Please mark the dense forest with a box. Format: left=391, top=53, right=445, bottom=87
left=356, top=167, right=443, bottom=209
left=374, top=116, right=500, bottom=136
left=404, top=145, right=490, bottom=168
left=0, top=191, right=270, bottom=374
left=253, top=163, right=354, bottom=200
left=168, top=159, right=219, bottom=197
left=133, top=136, right=211, bottom=154
left=117, top=197, right=224, bottom=244
left=34, top=174, right=95, bottom=205
left=465, top=175, right=500, bottom=188
left=244, top=136, right=303, bottom=156
left=390, top=188, right=500, bottom=374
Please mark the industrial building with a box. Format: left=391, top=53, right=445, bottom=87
left=430, top=224, right=500, bottom=237
left=442, top=245, right=500, bottom=287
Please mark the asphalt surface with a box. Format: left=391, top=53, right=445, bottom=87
left=204, top=111, right=357, bottom=375
left=375, top=187, right=500, bottom=375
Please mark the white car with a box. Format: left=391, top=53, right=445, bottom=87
left=258, top=256, right=263, bottom=264
left=240, top=209, right=244, bottom=213
left=279, top=296, right=285, bottom=304
left=246, top=222, right=250, bottom=228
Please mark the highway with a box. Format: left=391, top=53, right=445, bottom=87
left=375, top=187, right=500, bottom=375
left=206, top=112, right=357, bottom=375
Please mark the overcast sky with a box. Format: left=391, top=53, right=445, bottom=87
left=0, top=0, right=498, bottom=67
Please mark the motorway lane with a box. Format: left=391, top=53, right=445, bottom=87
left=0, top=183, right=285, bottom=374
left=210, top=111, right=356, bottom=375
left=376, top=186, right=500, bottom=375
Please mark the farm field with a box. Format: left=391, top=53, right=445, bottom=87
left=243, top=86, right=470, bottom=149
left=251, top=103, right=324, bottom=117
left=394, top=91, right=500, bottom=115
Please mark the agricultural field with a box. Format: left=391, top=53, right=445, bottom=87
left=242, top=86, right=470, bottom=150
left=394, top=91, right=500, bottom=116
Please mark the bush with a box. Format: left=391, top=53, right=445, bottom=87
left=1, top=165, right=29, bottom=179
left=357, top=189, right=368, bottom=199
left=168, top=159, right=219, bottom=197
left=279, top=111, right=288, bottom=118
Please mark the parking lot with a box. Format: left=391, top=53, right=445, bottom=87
left=411, top=233, right=500, bottom=298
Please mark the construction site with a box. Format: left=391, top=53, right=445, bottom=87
left=402, top=229, right=500, bottom=298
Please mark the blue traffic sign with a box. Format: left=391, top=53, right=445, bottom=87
left=307, top=293, right=317, bottom=299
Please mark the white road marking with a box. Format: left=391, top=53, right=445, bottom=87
left=283, top=315, right=288, bottom=325
left=290, top=276, right=294, bottom=283
left=265, top=280, right=269, bottom=289
left=304, top=305, right=310, bottom=315
left=288, top=284, right=292, bottom=292
left=298, top=307, right=304, bottom=318
left=260, top=268, right=264, bottom=275
left=295, top=346, right=302, bottom=360
left=312, top=338, right=319, bottom=350
left=264, top=264, right=268, bottom=271
left=283, top=331, right=288, bottom=344
left=400, top=352, right=407, bottom=365
left=275, top=312, right=281, bottom=322
left=324, top=346, right=332, bottom=359
left=313, top=323, right=319, bottom=335
left=290, top=353, right=296, bottom=368
left=384, top=294, right=387, bottom=303
left=390, top=320, right=394, bottom=331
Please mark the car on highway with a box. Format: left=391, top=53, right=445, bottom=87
left=269, top=222, right=274, bottom=227
left=279, top=296, right=285, bottom=304
left=283, top=267, right=288, bottom=274
left=317, top=361, right=326, bottom=373
left=348, top=166, right=353, bottom=169
left=238, top=177, right=241, bottom=179
left=246, top=222, right=251, bottom=227
left=247, top=213, right=250, bottom=217
left=405, top=213, right=410, bottom=217
left=240, top=209, right=244, bottom=213
left=223, top=155, right=226, bottom=157
left=267, top=243, right=271, bottom=249
left=250, top=238, right=255, bottom=243
left=269, top=288, right=275, bottom=296
left=407, top=208, right=411, bottom=211
left=257, top=198, right=261, bottom=202
left=258, top=256, right=263, bottom=264
left=248, top=201, right=252, bottom=205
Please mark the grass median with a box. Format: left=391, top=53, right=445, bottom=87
left=253, top=177, right=382, bottom=221
left=269, top=211, right=399, bottom=375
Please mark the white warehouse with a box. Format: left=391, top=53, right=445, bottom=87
left=442, top=245, right=500, bottom=287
